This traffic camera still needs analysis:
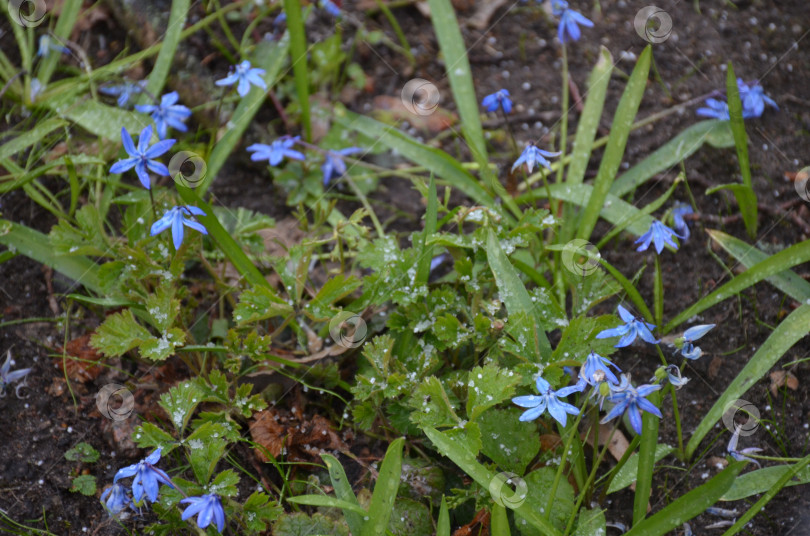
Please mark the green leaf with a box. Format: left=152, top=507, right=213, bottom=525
left=159, top=380, right=205, bottom=434
left=64, top=442, right=100, bottom=463
left=273, top=512, right=349, bottom=536
left=423, top=427, right=563, bottom=536
left=283, top=0, right=311, bottom=142
left=138, top=328, right=186, bottom=361
left=414, top=175, right=438, bottom=287
left=623, top=462, right=745, bottom=536
left=144, top=284, right=180, bottom=332
left=634, top=390, right=661, bottom=525
left=133, top=422, right=177, bottom=454
left=573, top=508, right=607, bottom=536
left=578, top=46, right=651, bottom=240
left=243, top=491, right=282, bottom=533
left=286, top=495, right=368, bottom=515
left=186, top=422, right=228, bottom=483
left=706, top=183, right=757, bottom=239
left=686, top=304, right=810, bottom=459
left=304, top=274, right=362, bottom=321
left=708, top=230, right=810, bottom=301
left=726, top=61, right=757, bottom=237
left=491, top=503, right=510, bottom=536
left=608, top=444, right=674, bottom=494
left=552, top=315, right=618, bottom=363
left=58, top=99, right=152, bottom=141
left=486, top=229, right=552, bottom=359
left=438, top=497, right=450, bottom=536
left=515, top=467, right=574, bottom=535
left=0, top=118, right=67, bottom=161
left=408, top=376, right=461, bottom=428
left=479, top=408, right=540, bottom=475
left=234, top=287, right=295, bottom=325
left=49, top=204, right=108, bottom=257
left=209, top=469, right=240, bottom=497
left=361, top=437, right=405, bottom=536
left=466, top=364, right=519, bottom=422
left=90, top=309, right=151, bottom=357
left=70, top=474, right=97, bottom=496
left=388, top=497, right=433, bottom=536
left=145, top=0, right=189, bottom=98
left=721, top=462, right=810, bottom=501
left=665, top=238, right=810, bottom=333
left=321, top=453, right=364, bottom=535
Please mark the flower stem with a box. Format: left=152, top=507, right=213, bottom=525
left=545, top=403, right=585, bottom=520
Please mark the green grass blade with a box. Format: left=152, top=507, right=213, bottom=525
left=577, top=46, right=651, bottom=241
left=600, top=260, right=653, bottom=323
left=0, top=118, right=66, bottom=161
left=706, top=183, right=757, bottom=239
left=0, top=221, right=101, bottom=294
left=423, top=427, right=564, bottom=536
left=321, top=453, right=364, bottom=535
left=360, top=437, right=404, bottom=536
left=145, top=0, right=190, bottom=98
left=198, top=36, right=289, bottom=194
left=607, top=444, right=674, bottom=494
left=720, top=459, right=810, bottom=501
left=664, top=238, right=810, bottom=333
left=486, top=229, right=552, bottom=358
left=685, top=303, right=810, bottom=459
left=611, top=120, right=733, bottom=197
left=633, top=390, right=661, bottom=526
left=491, top=503, right=510, bottom=536
left=708, top=230, right=810, bottom=301
left=336, top=111, right=497, bottom=210
left=623, top=462, right=745, bottom=536
left=36, top=0, right=82, bottom=86
left=286, top=495, right=368, bottom=516
left=283, top=0, right=311, bottom=142
left=725, top=61, right=757, bottom=237
left=414, top=175, right=438, bottom=286
left=437, top=496, right=450, bottom=536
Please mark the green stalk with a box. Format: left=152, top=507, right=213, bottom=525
left=633, top=389, right=661, bottom=526
left=653, top=255, right=663, bottom=327
left=545, top=404, right=585, bottom=519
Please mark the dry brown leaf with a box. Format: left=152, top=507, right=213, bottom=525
left=249, top=408, right=349, bottom=463
left=769, top=370, right=799, bottom=396
left=54, top=335, right=104, bottom=383
left=372, top=95, right=458, bottom=133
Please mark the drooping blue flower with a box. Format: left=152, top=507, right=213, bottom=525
left=100, top=483, right=133, bottom=515
left=511, top=144, right=561, bottom=174
left=113, top=448, right=174, bottom=504
left=596, top=305, right=658, bottom=347
left=655, top=364, right=689, bottom=389
left=215, top=60, right=267, bottom=98
left=322, top=147, right=362, bottom=186
left=37, top=35, right=70, bottom=58
left=551, top=0, right=594, bottom=43
left=319, top=0, right=341, bottom=16
left=679, top=324, right=715, bottom=360
left=0, top=350, right=32, bottom=398
left=109, top=126, right=176, bottom=189
left=246, top=136, right=306, bottom=166
left=737, top=78, right=778, bottom=118
left=135, top=91, right=192, bottom=140
left=635, top=220, right=682, bottom=254
left=30, top=78, right=44, bottom=102
left=150, top=206, right=208, bottom=250
left=696, top=98, right=731, bottom=120
left=481, top=89, right=513, bottom=114
left=671, top=202, right=694, bottom=240
left=180, top=493, right=226, bottom=533
left=99, top=80, right=147, bottom=108
left=600, top=375, right=662, bottom=434
left=727, top=425, right=763, bottom=466
left=581, top=351, right=620, bottom=387
left=512, top=375, right=583, bottom=426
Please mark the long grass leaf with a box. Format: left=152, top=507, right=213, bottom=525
left=633, top=390, right=661, bottom=525
left=283, top=0, right=311, bottom=141
left=361, top=437, right=404, bottom=536
left=320, top=453, right=364, bottom=535
left=0, top=118, right=66, bottom=161
left=145, top=0, right=190, bottom=97
left=725, top=62, right=756, bottom=237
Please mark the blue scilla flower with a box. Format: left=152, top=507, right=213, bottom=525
left=180, top=493, right=226, bottom=533
left=635, top=220, right=682, bottom=254
left=512, top=375, right=583, bottom=426
left=511, top=144, right=561, bottom=174
left=551, top=0, right=594, bottom=43
left=652, top=364, right=689, bottom=390
left=600, top=375, right=662, bottom=435
left=37, top=35, right=70, bottom=58
left=679, top=324, right=715, bottom=360
left=482, top=89, right=513, bottom=114
left=581, top=351, right=620, bottom=387
left=99, top=80, right=147, bottom=108
left=150, top=206, right=208, bottom=250
left=136, top=91, right=192, bottom=140
left=113, top=448, right=174, bottom=504
left=30, top=78, right=44, bottom=102
left=247, top=136, right=306, bottom=166
left=100, top=483, right=133, bottom=515
left=322, top=147, right=362, bottom=186
left=671, top=202, right=694, bottom=240
left=696, top=98, right=731, bottom=121
left=0, top=350, right=32, bottom=398
left=215, top=60, right=267, bottom=98
left=109, top=126, right=175, bottom=190
left=596, top=305, right=658, bottom=347
left=727, top=425, right=762, bottom=466
left=320, top=0, right=341, bottom=16
left=737, top=79, right=777, bottom=118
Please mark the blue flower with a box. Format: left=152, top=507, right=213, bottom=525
left=0, top=350, right=32, bottom=398
left=136, top=91, right=192, bottom=140
left=113, top=448, right=174, bottom=504
left=596, top=305, right=658, bottom=347
left=482, top=89, right=513, bottom=114
left=727, top=425, right=762, bottom=466
left=30, top=78, right=44, bottom=102
left=150, top=206, right=208, bottom=250
left=679, top=324, right=715, bottom=360
left=600, top=375, right=662, bottom=434
left=671, top=202, right=694, bottom=240
left=109, top=126, right=176, bottom=190
left=215, top=60, right=267, bottom=98
left=100, top=483, right=133, bottom=515
left=322, top=147, right=362, bottom=186
left=512, top=375, right=582, bottom=426
left=655, top=364, right=689, bottom=390
left=37, top=35, right=70, bottom=58
left=696, top=98, right=731, bottom=120
left=99, top=80, right=147, bottom=108
left=551, top=0, right=594, bottom=43
left=180, top=493, right=226, bottom=533
left=246, top=136, right=306, bottom=166
left=581, top=351, right=620, bottom=387
left=635, top=220, right=682, bottom=254
left=737, top=78, right=777, bottom=118
left=511, top=144, right=561, bottom=174
left=319, top=0, right=341, bottom=16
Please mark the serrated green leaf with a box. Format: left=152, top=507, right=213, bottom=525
left=138, top=327, right=185, bottom=361
left=49, top=205, right=109, bottom=257
left=144, top=284, right=180, bottom=332
left=608, top=444, right=673, bottom=494
left=479, top=408, right=540, bottom=475
left=91, top=309, right=151, bottom=357
left=209, top=469, right=240, bottom=497
left=70, top=474, right=96, bottom=496
left=233, top=287, right=294, bottom=325
left=409, top=376, right=461, bottom=428
left=466, top=364, right=519, bottom=422
left=64, top=442, right=100, bottom=463
left=186, top=422, right=228, bottom=483
left=552, top=315, right=619, bottom=363
left=243, top=491, right=282, bottom=533
left=133, top=422, right=177, bottom=454
left=305, top=274, right=362, bottom=321
left=159, top=381, right=205, bottom=434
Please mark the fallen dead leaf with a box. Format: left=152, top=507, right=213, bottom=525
left=372, top=95, right=457, bottom=133
left=250, top=407, right=350, bottom=463
left=53, top=334, right=104, bottom=384
left=769, top=370, right=799, bottom=396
